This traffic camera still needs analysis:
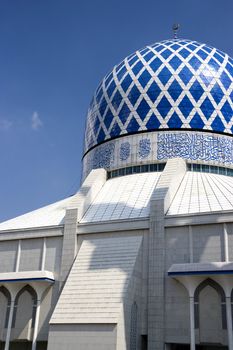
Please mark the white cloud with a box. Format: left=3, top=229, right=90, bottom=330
left=31, top=111, right=43, bottom=130
left=0, top=119, right=12, bottom=130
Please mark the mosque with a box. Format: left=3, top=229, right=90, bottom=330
left=0, top=34, right=233, bottom=350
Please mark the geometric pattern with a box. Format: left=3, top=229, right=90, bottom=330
left=84, top=39, right=233, bottom=153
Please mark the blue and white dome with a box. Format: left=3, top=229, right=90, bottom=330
left=84, top=39, right=233, bottom=154
left=82, top=39, right=233, bottom=180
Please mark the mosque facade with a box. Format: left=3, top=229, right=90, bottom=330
left=0, top=38, right=233, bottom=350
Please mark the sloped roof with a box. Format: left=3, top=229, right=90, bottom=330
left=167, top=171, right=233, bottom=215
left=80, top=172, right=161, bottom=223
left=0, top=196, right=73, bottom=231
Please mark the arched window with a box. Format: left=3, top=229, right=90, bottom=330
left=194, top=278, right=227, bottom=330
left=130, top=302, right=138, bottom=350
left=0, top=286, right=11, bottom=328
left=12, top=285, right=37, bottom=329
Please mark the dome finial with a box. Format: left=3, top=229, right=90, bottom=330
left=172, top=23, right=180, bottom=39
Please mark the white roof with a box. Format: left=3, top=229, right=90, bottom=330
left=168, top=171, right=233, bottom=215
left=0, top=172, right=160, bottom=231
left=0, top=196, right=73, bottom=231
left=80, top=172, right=161, bottom=223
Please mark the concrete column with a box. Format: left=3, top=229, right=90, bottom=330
left=59, top=208, right=78, bottom=286
left=189, top=296, right=195, bottom=350
left=31, top=299, right=41, bottom=350
left=4, top=299, right=15, bottom=350
left=188, top=226, right=193, bottom=263
left=41, top=237, right=46, bottom=270
left=226, top=297, right=233, bottom=350
left=15, top=239, right=21, bottom=272
left=223, top=223, right=229, bottom=262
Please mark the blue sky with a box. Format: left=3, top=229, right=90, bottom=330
left=0, top=0, right=233, bottom=222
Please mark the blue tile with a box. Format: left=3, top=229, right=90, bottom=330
left=121, top=74, right=133, bottom=92
left=97, top=127, right=106, bottom=143
left=170, top=43, right=180, bottom=50
left=105, top=72, right=113, bottom=87
left=178, top=96, right=193, bottom=118
left=220, top=71, right=232, bottom=90
left=189, top=80, right=204, bottom=102
left=230, top=90, right=233, bottom=101
left=93, top=116, right=100, bottom=134
left=211, top=115, right=225, bottom=132
left=151, top=44, right=164, bottom=52
left=111, top=90, right=122, bottom=111
left=214, top=52, right=224, bottom=63
left=146, top=113, right=161, bottom=129
left=228, top=57, right=233, bottom=67
left=161, top=49, right=172, bottom=59
left=200, top=97, right=215, bottom=119
left=115, top=61, right=125, bottom=73
left=128, top=54, right=138, bottom=66
left=158, top=66, right=172, bottom=85
left=167, top=112, right=182, bottom=128
left=167, top=80, right=182, bottom=101
left=139, top=47, right=150, bottom=56
left=143, top=50, right=154, bottom=62
left=190, top=113, right=205, bottom=129
left=116, top=65, right=127, bottom=81
left=126, top=116, right=140, bottom=133
left=208, top=58, right=220, bottom=71
left=106, top=80, right=116, bottom=98
left=179, top=66, right=193, bottom=85
left=188, top=56, right=202, bottom=70
left=119, top=103, right=131, bottom=124
left=128, top=85, right=141, bottom=106
left=203, top=46, right=212, bottom=54
left=96, top=87, right=103, bottom=104
left=110, top=122, right=121, bottom=137
left=210, top=83, right=224, bottom=104
left=179, top=48, right=190, bottom=58
left=138, top=69, right=152, bottom=88
left=99, top=97, right=108, bottom=116
left=196, top=49, right=208, bottom=60
left=187, top=44, right=197, bottom=51
left=157, top=96, right=172, bottom=117
left=221, top=101, right=233, bottom=122
left=199, top=69, right=214, bottom=86
left=146, top=81, right=161, bottom=102
left=132, top=60, right=144, bottom=75
left=149, top=57, right=163, bottom=71
left=179, top=41, right=189, bottom=45
left=169, top=56, right=182, bottom=70
left=226, top=62, right=233, bottom=77
left=103, top=109, right=114, bottom=130
left=136, top=98, right=150, bottom=120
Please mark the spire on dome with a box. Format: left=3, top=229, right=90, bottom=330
left=172, top=23, right=180, bottom=39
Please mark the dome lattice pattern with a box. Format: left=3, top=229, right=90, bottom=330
left=84, top=39, right=233, bottom=154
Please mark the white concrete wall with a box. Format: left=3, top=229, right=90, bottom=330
left=48, top=324, right=117, bottom=350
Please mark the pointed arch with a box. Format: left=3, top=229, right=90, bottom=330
left=0, top=286, right=11, bottom=328
left=194, top=278, right=226, bottom=329
left=12, top=285, right=37, bottom=328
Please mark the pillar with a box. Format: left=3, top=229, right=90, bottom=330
left=4, top=299, right=15, bottom=350
left=189, top=296, right=195, bottom=350
left=31, top=299, right=41, bottom=350
left=226, top=297, right=233, bottom=350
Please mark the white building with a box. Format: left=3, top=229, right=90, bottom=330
left=0, top=38, right=233, bottom=350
